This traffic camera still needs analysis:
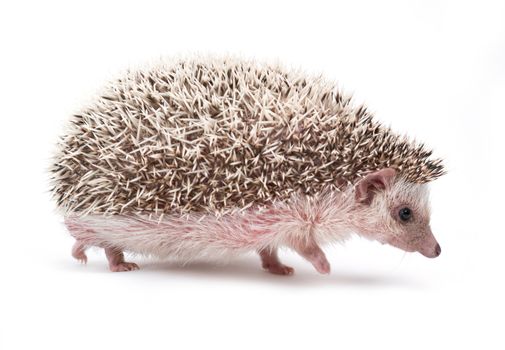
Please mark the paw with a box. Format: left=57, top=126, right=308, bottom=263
left=313, top=259, right=331, bottom=275
left=263, top=263, right=295, bottom=276
left=72, top=250, right=88, bottom=264
left=76, top=255, right=88, bottom=264
left=72, top=242, right=88, bottom=264
left=109, top=262, right=139, bottom=272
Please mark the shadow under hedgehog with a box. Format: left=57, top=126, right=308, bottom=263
left=51, top=56, right=445, bottom=275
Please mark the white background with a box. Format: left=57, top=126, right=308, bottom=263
left=1, top=0, right=504, bottom=349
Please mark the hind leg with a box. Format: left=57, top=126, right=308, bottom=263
left=258, top=248, right=294, bottom=275
left=104, top=247, right=139, bottom=272
left=72, top=240, right=88, bottom=264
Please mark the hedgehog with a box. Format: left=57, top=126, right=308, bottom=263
left=50, top=56, right=445, bottom=274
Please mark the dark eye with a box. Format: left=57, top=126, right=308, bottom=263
left=399, top=207, right=412, bottom=222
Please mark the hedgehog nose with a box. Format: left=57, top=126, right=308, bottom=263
left=434, top=243, right=441, bottom=257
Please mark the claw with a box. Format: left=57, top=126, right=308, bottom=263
left=263, top=264, right=295, bottom=275
left=72, top=240, right=88, bottom=264
left=110, top=262, right=139, bottom=272
left=259, top=248, right=294, bottom=276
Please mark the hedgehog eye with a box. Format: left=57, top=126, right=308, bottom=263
left=398, top=207, right=412, bottom=222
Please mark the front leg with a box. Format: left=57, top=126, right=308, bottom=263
left=258, top=248, right=294, bottom=276
left=294, top=241, right=331, bottom=274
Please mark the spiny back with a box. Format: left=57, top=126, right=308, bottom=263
left=51, top=57, right=445, bottom=216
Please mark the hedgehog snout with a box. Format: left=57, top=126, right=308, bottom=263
left=419, top=242, right=442, bottom=258
left=434, top=243, right=442, bottom=257
left=416, top=228, right=441, bottom=258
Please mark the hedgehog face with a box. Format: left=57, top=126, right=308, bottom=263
left=354, top=168, right=441, bottom=258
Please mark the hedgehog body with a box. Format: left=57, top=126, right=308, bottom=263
left=52, top=57, right=445, bottom=274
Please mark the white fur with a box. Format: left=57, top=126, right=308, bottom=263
left=353, top=178, right=431, bottom=246
left=67, top=185, right=358, bottom=263
left=67, top=178, right=431, bottom=263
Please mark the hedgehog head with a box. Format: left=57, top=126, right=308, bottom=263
left=351, top=168, right=441, bottom=258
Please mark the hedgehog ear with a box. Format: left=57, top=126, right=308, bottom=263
left=355, top=168, right=397, bottom=205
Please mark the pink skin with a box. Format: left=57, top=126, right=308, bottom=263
left=259, top=248, right=294, bottom=275
left=66, top=219, right=139, bottom=272
left=104, top=248, right=139, bottom=272
left=293, top=241, right=331, bottom=274
left=69, top=231, right=328, bottom=275
left=71, top=239, right=139, bottom=272
left=66, top=214, right=331, bottom=275
left=259, top=240, right=330, bottom=276
left=71, top=240, right=87, bottom=264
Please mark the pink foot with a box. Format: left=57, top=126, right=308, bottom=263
left=263, top=262, right=295, bottom=276
left=109, top=262, right=139, bottom=272
left=295, top=241, right=331, bottom=275
left=72, top=240, right=88, bottom=264
left=312, top=256, right=331, bottom=274
left=259, top=248, right=295, bottom=276
left=105, top=247, right=139, bottom=272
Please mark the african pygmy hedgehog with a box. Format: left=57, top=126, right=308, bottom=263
left=51, top=56, right=445, bottom=274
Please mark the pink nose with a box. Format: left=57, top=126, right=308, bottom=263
left=434, top=243, right=441, bottom=257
